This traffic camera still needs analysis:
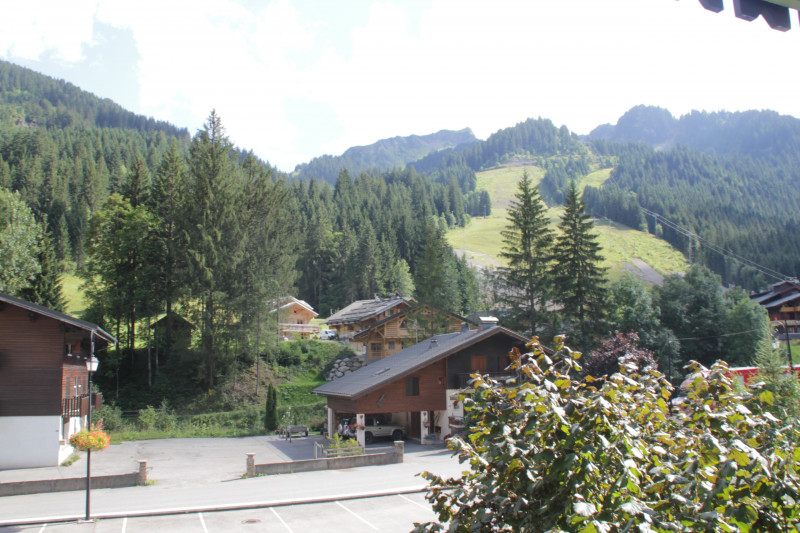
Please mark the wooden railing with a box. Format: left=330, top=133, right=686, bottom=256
left=61, top=393, right=102, bottom=418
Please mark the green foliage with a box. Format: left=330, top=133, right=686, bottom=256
left=92, top=403, right=126, bottom=432
left=137, top=401, right=176, bottom=431
left=754, top=321, right=800, bottom=420
left=327, top=433, right=360, bottom=449
left=264, top=382, right=278, bottom=431
left=0, top=188, right=43, bottom=294
left=415, top=337, right=800, bottom=532
left=550, top=182, right=607, bottom=347
left=499, top=170, right=554, bottom=335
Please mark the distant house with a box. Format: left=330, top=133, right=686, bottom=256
left=750, top=279, right=800, bottom=339
left=325, top=296, right=415, bottom=350
left=313, top=317, right=528, bottom=445
left=351, top=305, right=474, bottom=361
left=0, top=293, right=116, bottom=469
left=272, top=297, right=319, bottom=339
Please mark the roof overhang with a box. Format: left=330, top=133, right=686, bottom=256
left=0, top=292, right=117, bottom=345
left=699, top=0, right=800, bottom=31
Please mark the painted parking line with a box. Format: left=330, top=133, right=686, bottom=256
left=37, top=526, right=47, bottom=533
left=121, top=517, right=126, bottom=533
left=335, top=501, right=379, bottom=531
left=398, top=493, right=431, bottom=511
left=198, top=512, right=208, bottom=533
left=270, top=507, right=295, bottom=533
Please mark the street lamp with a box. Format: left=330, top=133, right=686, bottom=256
left=84, top=351, right=99, bottom=521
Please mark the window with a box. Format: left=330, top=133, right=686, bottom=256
left=371, top=343, right=382, bottom=354
left=388, top=341, right=395, bottom=350
left=406, top=377, right=419, bottom=396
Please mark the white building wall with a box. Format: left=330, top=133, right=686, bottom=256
left=0, top=416, right=65, bottom=469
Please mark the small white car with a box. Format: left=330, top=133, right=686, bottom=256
left=319, top=329, right=337, bottom=340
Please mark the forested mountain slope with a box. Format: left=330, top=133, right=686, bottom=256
left=292, top=128, right=477, bottom=184
left=582, top=107, right=800, bottom=289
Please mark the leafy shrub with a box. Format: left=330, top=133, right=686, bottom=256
left=137, top=401, right=176, bottom=431
left=415, top=337, right=800, bottom=532
left=92, top=403, right=126, bottom=431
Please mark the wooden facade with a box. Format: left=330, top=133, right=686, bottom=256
left=275, top=297, right=319, bottom=339
left=0, top=304, right=67, bottom=417
left=351, top=305, right=469, bottom=359
left=316, top=323, right=527, bottom=444
left=0, top=293, right=115, bottom=468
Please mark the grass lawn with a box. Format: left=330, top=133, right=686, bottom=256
left=62, top=272, right=87, bottom=315
left=451, top=163, right=688, bottom=278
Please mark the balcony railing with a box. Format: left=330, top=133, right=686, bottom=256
left=61, top=393, right=102, bottom=418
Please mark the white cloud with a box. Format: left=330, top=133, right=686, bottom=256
left=2, top=0, right=800, bottom=170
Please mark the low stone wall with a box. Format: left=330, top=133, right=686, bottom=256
left=326, top=355, right=366, bottom=381
left=248, top=441, right=403, bottom=476
left=0, top=461, right=147, bottom=497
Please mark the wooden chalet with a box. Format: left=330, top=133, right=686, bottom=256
left=750, top=279, right=800, bottom=339
left=0, top=293, right=116, bottom=469
left=325, top=295, right=415, bottom=352
left=351, top=305, right=474, bottom=361
left=273, top=297, right=318, bottom=339
left=313, top=318, right=528, bottom=446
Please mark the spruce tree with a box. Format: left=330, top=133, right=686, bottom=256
left=20, top=231, right=66, bottom=311
left=499, top=170, right=554, bottom=335
left=185, top=110, right=240, bottom=389
left=148, top=141, right=188, bottom=354
left=551, top=181, right=606, bottom=347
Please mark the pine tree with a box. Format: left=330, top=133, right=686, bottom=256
left=551, top=181, right=607, bottom=347
left=499, top=170, right=554, bottom=335
left=19, top=231, right=66, bottom=311
left=185, top=110, right=240, bottom=389
left=147, top=141, right=188, bottom=354
left=121, top=155, right=150, bottom=207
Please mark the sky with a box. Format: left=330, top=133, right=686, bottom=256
left=1, top=0, right=799, bottom=172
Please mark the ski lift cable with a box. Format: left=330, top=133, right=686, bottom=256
left=640, top=207, right=788, bottom=281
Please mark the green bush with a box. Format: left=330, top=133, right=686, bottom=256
left=137, top=401, right=176, bottom=431
left=416, top=337, right=800, bottom=532
left=92, top=403, right=126, bottom=431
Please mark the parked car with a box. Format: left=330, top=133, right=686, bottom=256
left=319, top=329, right=338, bottom=341
left=338, top=415, right=405, bottom=444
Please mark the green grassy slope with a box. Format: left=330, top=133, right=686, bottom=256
left=448, top=164, right=687, bottom=281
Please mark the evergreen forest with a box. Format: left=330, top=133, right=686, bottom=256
left=0, top=59, right=793, bottom=414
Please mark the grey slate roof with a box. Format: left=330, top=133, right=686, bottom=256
left=313, top=325, right=528, bottom=399
left=325, top=296, right=413, bottom=325
left=0, top=292, right=117, bottom=344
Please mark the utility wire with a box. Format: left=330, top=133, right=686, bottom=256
left=640, top=207, right=789, bottom=282
left=670, top=328, right=762, bottom=343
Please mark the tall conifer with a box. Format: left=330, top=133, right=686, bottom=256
left=551, top=181, right=606, bottom=346
left=499, top=170, right=554, bottom=335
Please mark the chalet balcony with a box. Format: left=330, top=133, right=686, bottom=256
left=279, top=323, right=319, bottom=337
left=61, top=393, right=102, bottom=418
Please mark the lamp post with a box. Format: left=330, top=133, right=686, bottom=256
left=84, top=350, right=99, bottom=521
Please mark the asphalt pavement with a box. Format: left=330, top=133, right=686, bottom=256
left=0, top=435, right=464, bottom=527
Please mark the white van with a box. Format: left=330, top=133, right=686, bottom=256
left=319, top=329, right=337, bottom=341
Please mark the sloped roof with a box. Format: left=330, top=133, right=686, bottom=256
left=350, top=305, right=472, bottom=341
left=326, top=296, right=414, bottom=326
left=0, top=292, right=116, bottom=344
left=313, top=325, right=528, bottom=399
left=751, top=279, right=800, bottom=308
left=279, top=297, right=317, bottom=316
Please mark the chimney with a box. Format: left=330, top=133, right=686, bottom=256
left=429, top=338, right=438, bottom=349
left=478, top=316, right=499, bottom=330
left=460, top=322, right=470, bottom=333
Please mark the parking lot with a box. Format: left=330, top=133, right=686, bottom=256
left=0, top=492, right=438, bottom=533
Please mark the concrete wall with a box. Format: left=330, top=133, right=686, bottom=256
left=251, top=441, right=403, bottom=476
left=0, top=416, right=62, bottom=468
left=0, top=470, right=143, bottom=497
